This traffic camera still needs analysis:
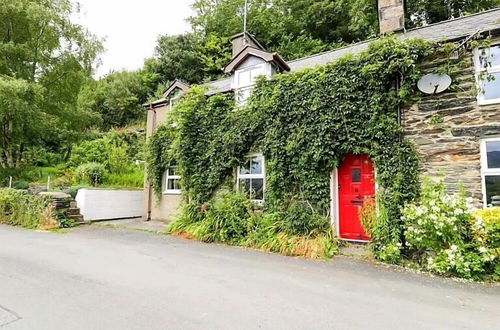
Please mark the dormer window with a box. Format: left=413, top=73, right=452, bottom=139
left=223, top=34, right=290, bottom=105
left=234, top=63, right=269, bottom=105
left=169, top=89, right=183, bottom=109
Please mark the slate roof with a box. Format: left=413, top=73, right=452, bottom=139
left=201, top=8, right=500, bottom=95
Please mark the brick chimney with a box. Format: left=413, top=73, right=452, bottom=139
left=378, top=0, right=405, bottom=34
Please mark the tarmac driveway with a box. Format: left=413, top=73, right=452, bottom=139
left=0, top=224, right=498, bottom=330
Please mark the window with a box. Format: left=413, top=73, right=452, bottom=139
left=164, top=166, right=181, bottom=194
left=235, top=86, right=253, bottom=105
left=169, top=90, right=183, bottom=109
left=474, top=45, right=500, bottom=105
left=481, top=138, right=500, bottom=207
left=237, top=154, right=265, bottom=204
left=234, top=64, right=267, bottom=105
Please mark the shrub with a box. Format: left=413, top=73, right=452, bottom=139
left=75, top=162, right=107, bottom=186
left=402, top=179, right=498, bottom=280
left=0, top=189, right=59, bottom=230
left=272, top=201, right=332, bottom=237
left=13, top=181, right=29, bottom=190
left=107, top=145, right=130, bottom=173
left=69, top=140, right=107, bottom=167
left=103, top=167, right=144, bottom=189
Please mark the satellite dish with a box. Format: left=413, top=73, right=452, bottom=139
left=417, top=73, right=452, bottom=95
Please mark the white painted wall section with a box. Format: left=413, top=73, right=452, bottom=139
left=76, top=189, right=144, bottom=221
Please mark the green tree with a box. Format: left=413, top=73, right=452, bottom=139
left=407, top=0, right=500, bottom=26
left=78, top=70, right=148, bottom=129
left=152, top=33, right=207, bottom=84
left=0, top=0, right=102, bottom=168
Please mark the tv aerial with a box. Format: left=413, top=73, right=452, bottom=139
left=417, top=73, right=452, bottom=95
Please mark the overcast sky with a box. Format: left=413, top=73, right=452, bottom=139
left=72, top=0, right=194, bottom=77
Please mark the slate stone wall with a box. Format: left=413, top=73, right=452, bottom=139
left=403, top=53, right=500, bottom=205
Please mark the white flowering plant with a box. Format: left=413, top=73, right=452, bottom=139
left=402, top=179, right=498, bottom=280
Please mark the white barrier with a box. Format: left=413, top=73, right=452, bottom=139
left=75, top=188, right=144, bottom=221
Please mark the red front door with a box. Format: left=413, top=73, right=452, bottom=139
left=338, top=154, right=375, bottom=241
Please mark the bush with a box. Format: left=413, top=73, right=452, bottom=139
left=13, top=181, right=29, bottom=190
left=103, top=167, right=144, bottom=189
left=62, top=186, right=82, bottom=199
left=402, top=179, right=498, bottom=280
left=168, top=191, right=338, bottom=259
left=0, top=189, right=59, bottom=230
left=69, top=140, right=107, bottom=167
left=75, top=162, right=107, bottom=186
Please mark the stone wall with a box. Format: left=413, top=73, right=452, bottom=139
left=403, top=53, right=500, bottom=206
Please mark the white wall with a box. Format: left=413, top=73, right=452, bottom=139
left=76, top=189, right=144, bottom=221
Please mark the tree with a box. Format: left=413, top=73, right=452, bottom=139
left=0, top=0, right=102, bottom=168
left=189, top=0, right=379, bottom=60
left=188, top=0, right=500, bottom=62
left=77, top=71, right=148, bottom=129
left=152, top=34, right=207, bottom=84
left=407, top=0, right=500, bottom=26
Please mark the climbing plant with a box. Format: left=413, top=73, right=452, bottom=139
left=147, top=36, right=450, bottom=251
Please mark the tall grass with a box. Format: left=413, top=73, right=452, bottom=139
left=168, top=191, right=339, bottom=259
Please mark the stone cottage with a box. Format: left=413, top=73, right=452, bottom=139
left=144, top=3, right=500, bottom=241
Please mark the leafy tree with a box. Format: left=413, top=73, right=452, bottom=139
left=188, top=0, right=500, bottom=62
left=190, top=0, right=379, bottom=60
left=152, top=34, right=207, bottom=84
left=0, top=0, right=102, bottom=168
left=407, top=0, right=500, bottom=26
left=78, top=71, right=148, bottom=129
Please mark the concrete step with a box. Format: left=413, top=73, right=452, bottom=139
left=340, top=242, right=371, bottom=257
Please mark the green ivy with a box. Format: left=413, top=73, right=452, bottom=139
left=147, top=36, right=448, bottom=247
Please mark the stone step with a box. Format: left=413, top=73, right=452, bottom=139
left=67, top=207, right=81, bottom=216
left=69, top=214, right=84, bottom=222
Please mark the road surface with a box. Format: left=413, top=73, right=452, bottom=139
left=0, top=224, right=498, bottom=329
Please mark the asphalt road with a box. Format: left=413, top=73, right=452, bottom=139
left=0, top=224, right=499, bottom=330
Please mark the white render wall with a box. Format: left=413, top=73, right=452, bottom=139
left=76, top=189, right=144, bottom=221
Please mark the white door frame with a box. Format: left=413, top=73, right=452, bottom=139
left=330, top=157, right=376, bottom=243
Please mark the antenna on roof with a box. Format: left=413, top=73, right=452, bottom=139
left=243, top=0, right=248, bottom=35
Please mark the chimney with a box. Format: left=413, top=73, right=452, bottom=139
left=230, top=32, right=264, bottom=57
left=378, top=0, right=405, bottom=34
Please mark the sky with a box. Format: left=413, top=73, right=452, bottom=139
left=72, top=0, right=194, bottom=77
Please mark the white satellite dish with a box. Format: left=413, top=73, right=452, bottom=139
left=417, top=73, right=452, bottom=95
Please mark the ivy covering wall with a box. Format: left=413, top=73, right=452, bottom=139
left=147, top=37, right=446, bottom=248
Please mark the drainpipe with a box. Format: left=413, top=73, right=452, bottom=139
left=146, top=104, right=157, bottom=221
left=396, top=74, right=402, bottom=127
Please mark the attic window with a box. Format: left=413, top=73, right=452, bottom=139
left=475, top=45, right=500, bottom=105
left=234, top=64, right=267, bottom=105
left=169, top=89, right=183, bottom=109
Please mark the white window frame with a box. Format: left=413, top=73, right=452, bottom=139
left=233, top=63, right=271, bottom=105
left=237, top=153, right=265, bottom=205
left=163, top=166, right=181, bottom=195
left=169, top=93, right=182, bottom=110
left=480, top=137, right=500, bottom=207
left=474, top=45, right=500, bottom=105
